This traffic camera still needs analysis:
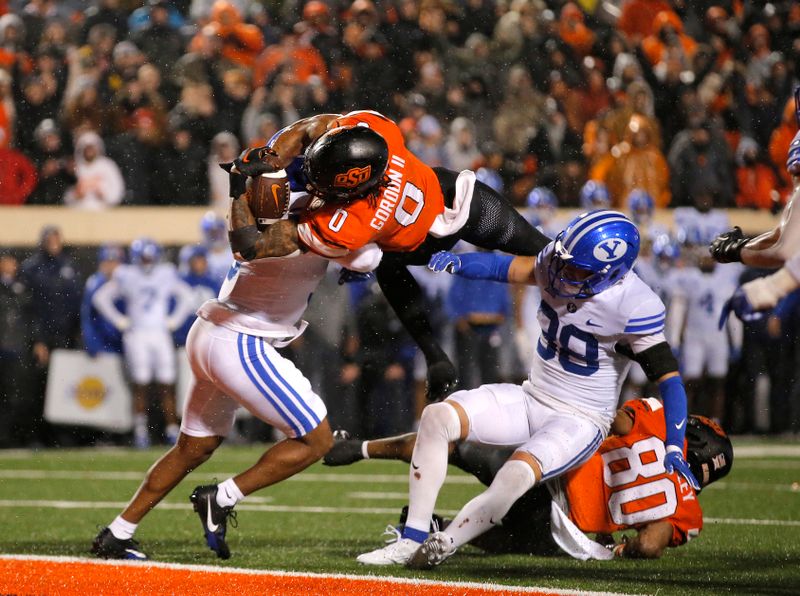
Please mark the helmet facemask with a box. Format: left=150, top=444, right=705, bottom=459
left=546, top=237, right=626, bottom=299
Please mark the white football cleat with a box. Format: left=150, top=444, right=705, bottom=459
left=356, top=537, right=421, bottom=566
left=406, top=531, right=457, bottom=569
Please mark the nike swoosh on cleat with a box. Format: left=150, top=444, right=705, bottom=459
left=585, top=319, right=602, bottom=328
left=411, top=462, right=419, bottom=470
left=125, top=548, right=145, bottom=559
left=675, top=419, right=686, bottom=430
left=206, top=495, right=220, bottom=532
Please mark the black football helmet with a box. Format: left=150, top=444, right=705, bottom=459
left=685, top=415, right=733, bottom=490
left=303, top=125, right=389, bottom=202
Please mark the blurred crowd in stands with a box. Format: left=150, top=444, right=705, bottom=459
left=0, top=0, right=798, bottom=211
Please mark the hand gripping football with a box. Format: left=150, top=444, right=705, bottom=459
left=246, top=169, right=290, bottom=230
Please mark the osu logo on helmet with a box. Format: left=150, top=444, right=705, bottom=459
left=333, top=165, right=372, bottom=188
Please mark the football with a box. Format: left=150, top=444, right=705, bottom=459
left=246, top=169, right=290, bottom=229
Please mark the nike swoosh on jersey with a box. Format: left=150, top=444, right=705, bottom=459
left=206, top=495, right=220, bottom=532
left=585, top=319, right=602, bottom=328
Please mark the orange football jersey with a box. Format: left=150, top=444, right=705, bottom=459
left=564, top=398, right=703, bottom=546
left=297, top=111, right=446, bottom=257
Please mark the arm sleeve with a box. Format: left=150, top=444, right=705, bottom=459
left=91, top=279, right=127, bottom=330
left=166, top=277, right=199, bottom=331
left=450, top=252, right=514, bottom=282
left=80, top=283, right=103, bottom=356
left=660, top=375, right=688, bottom=451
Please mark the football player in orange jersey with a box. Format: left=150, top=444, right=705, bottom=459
left=224, top=110, right=551, bottom=400
left=324, top=398, right=732, bottom=560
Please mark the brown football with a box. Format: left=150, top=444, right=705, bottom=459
left=246, top=169, right=291, bottom=229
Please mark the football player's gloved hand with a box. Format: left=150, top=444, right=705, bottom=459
left=718, top=287, right=767, bottom=329
left=664, top=446, right=701, bottom=490
left=338, top=269, right=373, bottom=285
left=426, top=359, right=458, bottom=402
left=709, top=226, right=750, bottom=263
left=428, top=251, right=461, bottom=274
left=232, top=146, right=281, bottom=177
left=220, top=161, right=246, bottom=199
left=787, top=129, right=800, bottom=176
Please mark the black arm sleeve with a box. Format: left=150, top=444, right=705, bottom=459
left=617, top=341, right=679, bottom=383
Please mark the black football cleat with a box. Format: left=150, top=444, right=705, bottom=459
left=323, top=430, right=364, bottom=466
left=190, top=484, right=238, bottom=559
left=91, top=527, right=148, bottom=560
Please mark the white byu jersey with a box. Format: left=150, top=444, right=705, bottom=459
left=669, top=264, right=742, bottom=337
left=528, top=246, right=667, bottom=426
left=198, top=251, right=329, bottom=341
left=95, top=262, right=194, bottom=331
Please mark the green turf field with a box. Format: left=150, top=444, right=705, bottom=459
left=0, top=440, right=798, bottom=595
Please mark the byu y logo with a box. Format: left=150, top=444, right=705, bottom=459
left=593, top=239, right=628, bottom=262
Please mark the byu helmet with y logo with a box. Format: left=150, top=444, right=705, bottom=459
left=546, top=210, right=640, bottom=299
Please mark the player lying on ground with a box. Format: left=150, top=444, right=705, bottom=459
left=356, top=210, right=697, bottom=568
left=326, top=398, right=732, bottom=559
left=225, top=110, right=551, bottom=399
left=710, top=125, right=800, bottom=318
left=91, top=167, right=382, bottom=562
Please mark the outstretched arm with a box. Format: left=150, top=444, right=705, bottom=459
left=266, top=113, right=341, bottom=169
left=428, top=251, right=537, bottom=285
left=612, top=521, right=674, bottom=559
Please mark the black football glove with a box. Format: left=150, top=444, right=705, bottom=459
left=425, top=359, right=458, bottom=402
left=709, top=226, right=750, bottom=263
left=220, top=162, right=247, bottom=199
left=232, top=146, right=281, bottom=177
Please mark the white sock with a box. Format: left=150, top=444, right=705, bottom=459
left=361, top=441, right=370, bottom=460
left=445, top=459, right=537, bottom=548
left=108, top=515, right=137, bottom=540
left=403, top=402, right=462, bottom=537
left=216, top=478, right=245, bottom=508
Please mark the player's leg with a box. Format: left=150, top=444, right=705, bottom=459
left=153, top=331, right=180, bottom=444
left=375, top=252, right=458, bottom=401
left=191, top=326, right=332, bottom=558
left=706, top=335, right=730, bottom=424
left=358, top=383, right=531, bottom=565
left=93, top=321, right=233, bottom=560
left=433, top=167, right=550, bottom=257
left=680, top=335, right=704, bottom=413
left=123, top=330, right=153, bottom=449
left=410, top=405, right=603, bottom=569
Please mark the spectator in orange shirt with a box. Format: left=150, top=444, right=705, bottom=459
left=617, top=0, right=672, bottom=46
left=558, top=3, right=594, bottom=59
left=640, top=10, right=697, bottom=67
left=0, top=147, right=37, bottom=205
left=252, top=26, right=329, bottom=89
left=735, top=137, right=780, bottom=211
left=190, top=0, right=264, bottom=69
left=606, top=114, right=670, bottom=208
left=769, top=98, right=799, bottom=193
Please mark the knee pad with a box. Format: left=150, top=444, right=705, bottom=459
left=419, top=402, right=462, bottom=443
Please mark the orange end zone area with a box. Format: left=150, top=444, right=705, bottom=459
left=0, top=557, right=568, bottom=596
